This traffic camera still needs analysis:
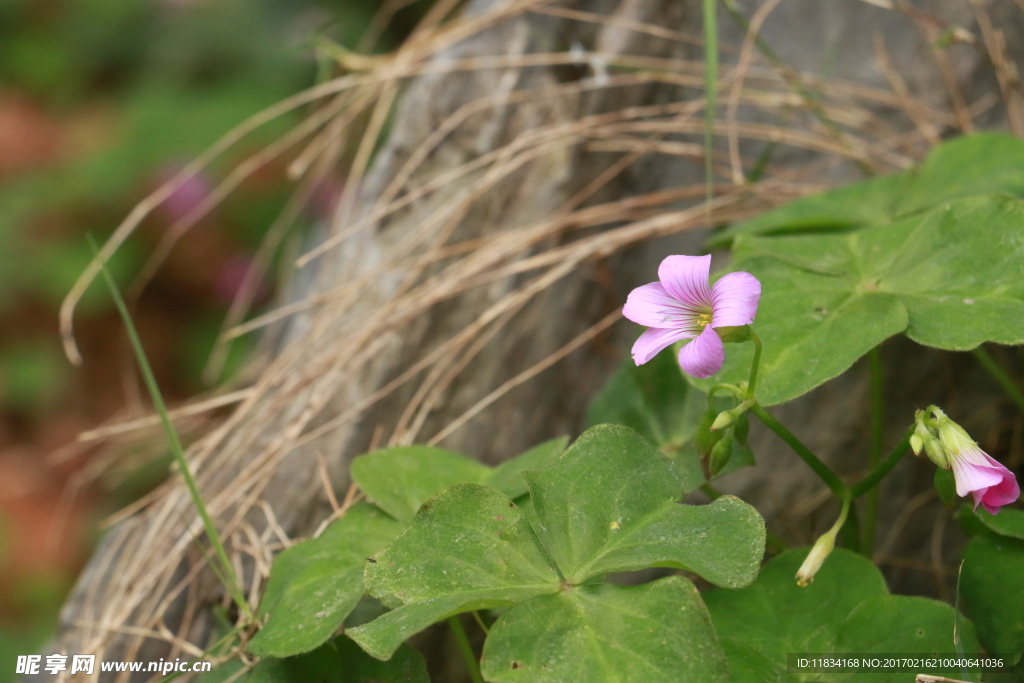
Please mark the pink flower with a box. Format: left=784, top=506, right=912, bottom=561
left=158, top=165, right=212, bottom=223
left=622, top=255, right=761, bottom=378
left=938, top=417, right=1020, bottom=515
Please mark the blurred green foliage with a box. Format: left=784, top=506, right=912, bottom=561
left=0, top=1, right=433, bottom=678
left=0, top=341, right=68, bottom=413
left=0, top=0, right=425, bottom=393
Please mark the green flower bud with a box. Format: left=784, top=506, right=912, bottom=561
left=795, top=527, right=837, bottom=587
left=709, top=434, right=734, bottom=477
left=911, top=410, right=948, bottom=469
left=710, top=399, right=754, bottom=432
left=711, top=410, right=734, bottom=432
left=922, top=438, right=949, bottom=469
left=796, top=499, right=850, bottom=586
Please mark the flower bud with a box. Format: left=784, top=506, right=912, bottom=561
left=796, top=499, right=850, bottom=586
left=710, top=399, right=753, bottom=432
left=709, top=435, right=734, bottom=477
left=911, top=411, right=948, bottom=469
left=711, top=410, right=734, bottom=432
left=922, top=438, right=949, bottom=470
left=795, top=527, right=838, bottom=587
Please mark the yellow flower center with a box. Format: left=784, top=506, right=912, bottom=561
left=696, top=312, right=713, bottom=329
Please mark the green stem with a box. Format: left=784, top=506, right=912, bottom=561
left=90, top=237, right=253, bottom=621
left=851, top=425, right=915, bottom=498
left=750, top=403, right=848, bottom=498
left=863, top=347, right=884, bottom=553
left=703, top=0, right=718, bottom=207
left=832, top=496, right=852, bottom=536
left=972, top=345, right=1024, bottom=414
left=839, top=498, right=861, bottom=553
left=746, top=330, right=762, bottom=397
left=448, top=616, right=484, bottom=683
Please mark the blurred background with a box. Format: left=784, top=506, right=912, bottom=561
left=0, top=1, right=433, bottom=678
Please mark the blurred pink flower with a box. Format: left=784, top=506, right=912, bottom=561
left=310, top=176, right=345, bottom=219
left=215, top=255, right=270, bottom=307
left=158, top=166, right=212, bottom=223
left=622, top=255, right=761, bottom=378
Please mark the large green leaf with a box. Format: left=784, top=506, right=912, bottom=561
left=706, top=549, right=983, bottom=682
left=897, top=132, right=1024, bottom=215
left=719, top=639, right=786, bottom=683
left=710, top=172, right=909, bottom=246
left=961, top=532, right=1024, bottom=657
left=480, top=576, right=729, bottom=683
left=704, top=548, right=888, bottom=680
left=969, top=507, right=1024, bottom=541
left=693, top=195, right=1024, bottom=405
left=350, top=440, right=569, bottom=523
left=586, top=354, right=746, bottom=491
left=485, top=438, right=568, bottom=499
left=831, top=595, right=980, bottom=683
left=247, top=503, right=404, bottom=658
left=351, top=446, right=491, bottom=524
left=347, top=484, right=561, bottom=660
left=349, top=425, right=766, bottom=668
left=712, top=133, right=1024, bottom=246
left=524, top=424, right=765, bottom=587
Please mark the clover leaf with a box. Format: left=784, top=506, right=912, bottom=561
left=348, top=424, right=765, bottom=668
left=480, top=576, right=730, bottom=682
left=704, top=548, right=980, bottom=682
left=712, top=132, right=1024, bottom=246
left=351, top=440, right=568, bottom=525
left=247, top=503, right=404, bottom=658
left=693, top=195, right=1024, bottom=405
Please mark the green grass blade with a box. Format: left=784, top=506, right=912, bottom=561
left=86, top=235, right=254, bottom=621
left=703, top=0, right=719, bottom=209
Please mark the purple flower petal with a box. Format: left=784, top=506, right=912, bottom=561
left=623, top=282, right=698, bottom=329
left=711, top=271, right=761, bottom=328
left=631, top=326, right=692, bottom=365
left=658, top=255, right=712, bottom=309
left=677, top=325, right=725, bottom=378
left=976, top=452, right=1020, bottom=514
left=951, top=456, right=1004, bottom=498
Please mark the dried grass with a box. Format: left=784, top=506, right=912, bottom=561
left=52, top=0, right=996, bottom=679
